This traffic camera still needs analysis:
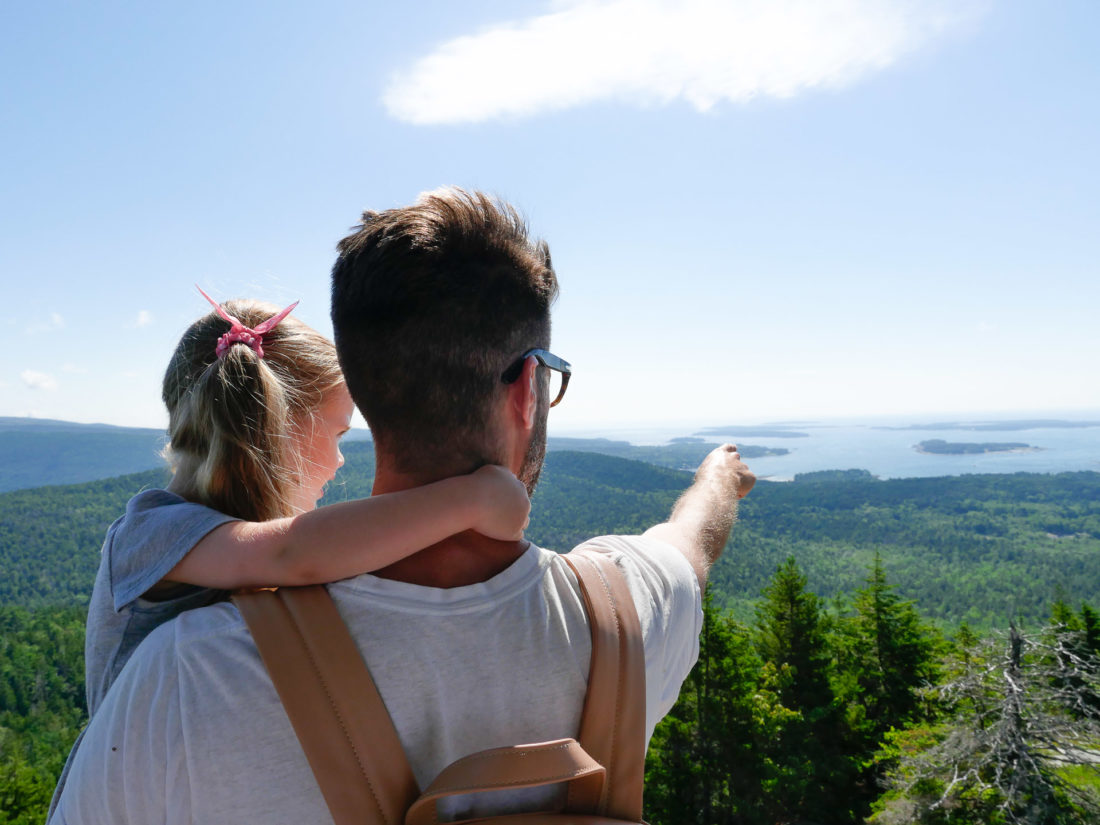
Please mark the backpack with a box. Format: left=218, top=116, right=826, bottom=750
left=233, top=549, right=648, bottom=824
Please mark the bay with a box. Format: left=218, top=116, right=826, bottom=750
left=552, top=413, right=1100, bottom=480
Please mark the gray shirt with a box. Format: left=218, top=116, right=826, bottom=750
left=84, top=488, right=237, bottom=713
left=51, top=536, right=702, bottom=824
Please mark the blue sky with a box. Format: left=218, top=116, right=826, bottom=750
left=2, top=0, right=1097, bottom=432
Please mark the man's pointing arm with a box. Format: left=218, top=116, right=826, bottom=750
left=644, top=444, right=756, bottom=590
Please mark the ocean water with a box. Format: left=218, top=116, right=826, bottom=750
left=552, top=417, right=1100, bottom=481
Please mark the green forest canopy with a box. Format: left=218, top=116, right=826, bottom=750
left=1, top=441, right=1098, bottom=627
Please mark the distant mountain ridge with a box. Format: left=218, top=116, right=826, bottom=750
left=0, top=417, right=777, bottom=493
left=0, top=417, right=370, bottom=493
left=0, top=431, right=167, bottom=493
left=0, top=417, right=164, bottom=434
left=0, top=417, right=169, bottom=493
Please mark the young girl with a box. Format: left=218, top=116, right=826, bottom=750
left=83, top=289, right=531, bottom=712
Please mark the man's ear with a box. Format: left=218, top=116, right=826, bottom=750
left=506, top=355, right=539, bottom=431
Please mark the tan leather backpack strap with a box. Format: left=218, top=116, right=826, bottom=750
left=561, top=550, right=646, bottom=821
left=405, top=738, right=605, bottom=825
left=232, top=585, right=419, bottom=825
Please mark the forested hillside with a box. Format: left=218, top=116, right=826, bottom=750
left=2, top=445, right=1099, bottom=823
left=0, top=606, right=85, bottom=822
left=3, top=444, right=1098, bottom=626
left=0, top=469, right=168, bottom=609
left=712, top=469, right=1100, bottom=626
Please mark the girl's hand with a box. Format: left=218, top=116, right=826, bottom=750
left=471, top=465, right=531, bottom=541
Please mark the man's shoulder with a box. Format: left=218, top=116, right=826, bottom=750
left=568, top=534, right=697, bottom=584
left=129, top=600, right=249, bottom=667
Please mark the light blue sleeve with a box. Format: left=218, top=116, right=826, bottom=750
left=81, top=489, right=240, bottom=715
left=107, top=489, right=238, bottom=610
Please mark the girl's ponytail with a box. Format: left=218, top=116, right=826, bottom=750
left=163, top=298, right=343, bottom=521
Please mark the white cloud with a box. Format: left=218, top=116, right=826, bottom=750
left=25, top=312, right=66, bottom=334
left=135, top=309, right=153, bottom=328
left=383, top=0, right=984, bottom=125
left=21, top=370, right=58, bottom=391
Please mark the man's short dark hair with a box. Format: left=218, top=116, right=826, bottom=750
left=331, top=188, right=559, bottom=476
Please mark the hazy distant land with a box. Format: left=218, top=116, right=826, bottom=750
left=880, top=418, right=1099, bottom=432
left=5, top=414, right=1099, bottom=493
left=916, top=439, right=1042, bottom=456
left=694, top=426, right=810, bottom=438
left=0, top=416, right=793, bottom=492
left=546, top=436, right=788, bottom=470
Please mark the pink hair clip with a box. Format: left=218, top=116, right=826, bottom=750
left=196, top=286, right=299, bottom=360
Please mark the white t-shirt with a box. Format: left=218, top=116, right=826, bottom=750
left=51, top=536, right=702, bottom=824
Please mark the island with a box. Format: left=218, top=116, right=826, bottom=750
left=915, top=439, right=1041, bottom=455
left=794, top=469, right=877, bottom=483
left=545, top=436, right=788, bottom=470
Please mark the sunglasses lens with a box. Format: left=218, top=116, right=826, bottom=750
left=546, top=369, right=564, bottom=405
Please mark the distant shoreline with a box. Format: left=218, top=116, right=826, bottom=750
left=880, top=418, right=1099, bottom=432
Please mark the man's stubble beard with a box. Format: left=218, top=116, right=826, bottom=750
left=518, top=410, right=548, bottom=496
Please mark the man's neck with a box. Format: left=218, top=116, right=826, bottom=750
left=371, top=462, right=527, bottom=588
left=370, top=532, right=529, bottom=588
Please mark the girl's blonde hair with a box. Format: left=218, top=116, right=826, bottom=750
left=162, top=299, right=344, bottom=522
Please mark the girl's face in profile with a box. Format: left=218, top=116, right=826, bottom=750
left=290, top=384, right=355, bottom=514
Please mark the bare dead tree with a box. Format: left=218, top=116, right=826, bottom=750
left=882, top=623, right=1100, bottom=824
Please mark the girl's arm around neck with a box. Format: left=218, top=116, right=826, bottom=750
left=161, top=465, right=530, bottom=590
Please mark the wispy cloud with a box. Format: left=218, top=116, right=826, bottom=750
left=383, top=0, right=984, bottom=125
left=25, top=312, right=65, bottom=334
left=21, top=370, right=58, bottom=391
left=135, top=310, right=153, bottom=328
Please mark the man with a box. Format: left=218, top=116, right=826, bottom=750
left=51, top=189, right=754, bottom=823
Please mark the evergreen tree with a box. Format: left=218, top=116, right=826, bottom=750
left=752, top=557, right=862, bottom=822
left=840, top=552, right=939, bottom=744
left=1079, top=603, right=1100, bottom=657
left=1051, top=598, right=1081, bottom=631
left=754, top=556, right=833, bottom=714
left=645, top=593, right=796, bottom=825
